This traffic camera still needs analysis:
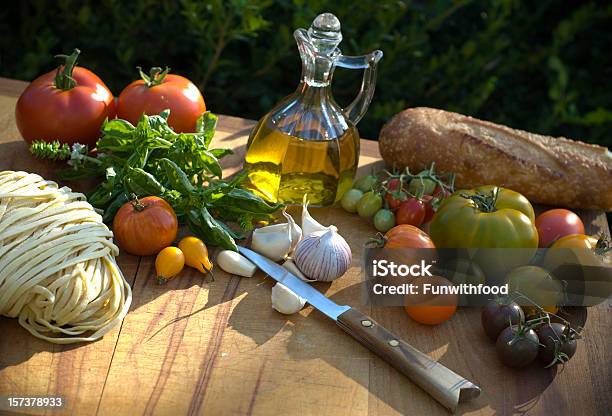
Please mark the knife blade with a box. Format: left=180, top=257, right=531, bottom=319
left=238, top=246, right=350, bottom=319
left=237, top=246, right=481, bottom=412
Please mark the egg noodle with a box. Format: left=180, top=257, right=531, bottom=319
left=0, top=171, right=132, bottom=344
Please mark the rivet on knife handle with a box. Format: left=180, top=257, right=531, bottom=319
left=336, top=308, right=481, bottom=412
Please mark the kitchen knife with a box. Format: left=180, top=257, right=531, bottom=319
left=237, top=246, right=481, bottom=412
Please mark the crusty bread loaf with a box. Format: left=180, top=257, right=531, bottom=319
left=379, top=107, right=612, bottom=211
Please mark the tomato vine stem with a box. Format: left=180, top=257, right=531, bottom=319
left=54, top=48, right=80, bottom=90
left=138, top=66, right=170, bottom=87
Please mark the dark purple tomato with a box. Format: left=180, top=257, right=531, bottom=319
left=536, top=323, right=578, bottom=367
left=496, top=325, right=539, bottom=368
left=481, top=299, right=525, bottom=341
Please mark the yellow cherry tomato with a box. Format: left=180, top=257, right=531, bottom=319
left=178, top=236, right=214, bottom=275
left=155, top=246, right=185, bottom=284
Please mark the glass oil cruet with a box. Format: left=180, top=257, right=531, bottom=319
left=244, top=13, right=383, bottom=206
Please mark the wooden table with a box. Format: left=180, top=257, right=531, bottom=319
left=0, top=77, right=610, bottom=416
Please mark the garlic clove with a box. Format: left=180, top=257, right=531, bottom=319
left=282, top=209, right=302, bottom=251
left=282, top=259, right=316, bottom=282
left=217, top=250, right=257, bottom=277
left=301, top=194, right=329, bottom=236
left=251, top=222, right=293, bottom=261
left=271, top=283, right=306, bottom=314
left=293, top=226, right=352, bottom=282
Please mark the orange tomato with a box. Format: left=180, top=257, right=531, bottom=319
left=384, top=224, right=435, bottom=249
left=404, top=275, right=457, bottom=325
left=549, top=233, right=598, bottom=249
left=113, top=196, right=178, bottom=256
left=117, top=67, right=205, bottom=132
left=15, top=49, right=115, bottom=146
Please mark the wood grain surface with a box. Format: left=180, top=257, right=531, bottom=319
left=0, top=77, right=610, bottom=416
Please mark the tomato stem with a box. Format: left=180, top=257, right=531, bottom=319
left=461, top=188, right=499, bottom=212
left=130, top=193, right=146, bottom=212
left=138, top=66, right=170, bottom=87
left=54, top=48, right=80, bottom=90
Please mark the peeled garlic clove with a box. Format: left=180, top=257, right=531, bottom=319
left=282, top=259, right=315, bottom=282
left=217, top=250, right=257, bottom=277
left=251, top=222, right=292, bottom=261
left=271, top=283, right=306, bottom=314
left=282, top=209, right=302, bottom=251
left=301, top=194, right=329, bottom=236
left=294, top=226, right=352, bottom=282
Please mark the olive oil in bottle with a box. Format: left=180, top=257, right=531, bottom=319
left=244, top=115, right=359, bottom=206
left=243, top=13, right=382, bottom=206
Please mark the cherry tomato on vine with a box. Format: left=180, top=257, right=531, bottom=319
left=395, top=198, right=426, bottom=227
left=535, top=208, right=585, bottom=247
left=15, top=49, right=116, bottom=146
left=421, top=194, right=435, bottom=223
left=433, top=185, right=451, bottom=199
left=385, top=190, right=408, bottom=210
left=341, top=188, right=364, bottom=213
left=117, top=67, right=206, bottom=133
left=374, top=209, right=395, bottom=232
left=408, top=173, right=437, bottom=196
left=357, top=191, right=383, bottom=218
left=353, top=175, right=378, bottom=193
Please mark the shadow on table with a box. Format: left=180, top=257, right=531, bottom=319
left=226, top=279, right=570, bottom=416
left=0, top=318, right=85, bottom=371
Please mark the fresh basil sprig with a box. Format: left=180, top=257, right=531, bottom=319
left=29, top=110, right=282, bottom=250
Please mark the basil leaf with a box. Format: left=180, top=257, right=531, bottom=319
left=195, top=111, right=218, bottom=148
left=186, top=207, right=237, bottom=251
left=124, top=167, right=165, bottom=196
left=214, top=188, right=282, bottom=214
left=101, top=118, right=135, bottom=140
left=159, top=158, right=195, bottom=193
left=210, top=148, right=233, bottom=159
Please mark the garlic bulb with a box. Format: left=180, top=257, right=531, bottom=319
left=251, top=209, right=301, bottom=261
left=301, top=194, right=329, bottom=236
left=294, top=226, right=352, bottom=281
left=271, top=283, right=306, bottom=314
left=282, top=259, right=315, bottom=282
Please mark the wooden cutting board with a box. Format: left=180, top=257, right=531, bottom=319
left=0, top=77, right=610, bottom=416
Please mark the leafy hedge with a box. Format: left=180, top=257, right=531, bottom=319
left=1, top=0, right=610, bottom=147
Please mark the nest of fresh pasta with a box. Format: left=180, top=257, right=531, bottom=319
left=0, top=171, right=132, bottom=344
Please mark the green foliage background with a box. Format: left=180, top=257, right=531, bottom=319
left=1, top=0, right=611, bottom=147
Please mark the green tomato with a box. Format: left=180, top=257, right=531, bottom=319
left=341, top=188, right=364, bottom=213
left=357, top=191, right=383, bottom=218
left=373, top=209, right=395, bottom=232
left=408, top=171, right=436, bottom=196
left=353, top=175, right=378, bottom=192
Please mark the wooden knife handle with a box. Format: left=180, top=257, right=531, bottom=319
left=336, top=308, right=480, bottom=412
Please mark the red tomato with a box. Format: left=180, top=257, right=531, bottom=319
left=383, top=225, right=435, bottom=249
left=384, top=178, right=407, bottom=209
left=422, top=194, right=435, bottom=223
left=385, top=190, right=407, bottom=210
left=117, top=67, right=206, bottom=132
left=113, top=196, right=178, bottom=256
left=395, top=198, right=426, bottom=227
left=535, top=209, right=585, bottom=247
left=15, top=49, right=115, bottom=146
left=388, top=178, right=401, bottom=191
left=433, top=185, right=451, bottom=199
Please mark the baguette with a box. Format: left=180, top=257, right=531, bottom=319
left=378, top=107, right=612, bottom=211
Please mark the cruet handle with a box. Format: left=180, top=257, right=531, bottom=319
left=336, top=50, right=383, bottom=125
